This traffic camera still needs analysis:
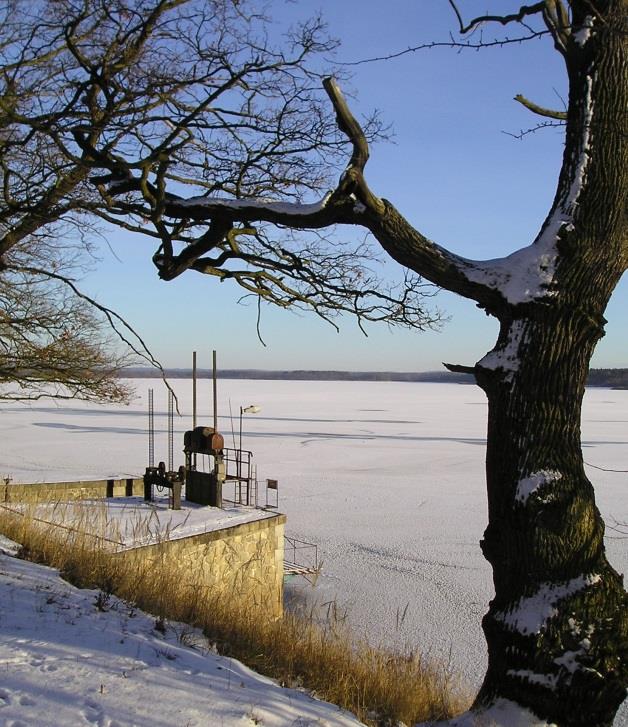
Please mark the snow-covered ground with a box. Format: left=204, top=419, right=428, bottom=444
left=1, top=379, right=627, bottom=725
left=9, top=496, right=281, bottom=550
left=0, top=534, right=364, bottom=727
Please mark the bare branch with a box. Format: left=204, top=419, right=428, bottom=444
left=448, top=1, right=546, bottom=34
left=323, top=77, right=385, bottom=215
left=255, top=295, right=267, bottom=347
left=15, top=266, right=158, bottom=367
left=0, top=259, right=133, bottom=403
left=341, top=1, right=554, bottom=68
left=3, top=0, right=509, bottom=392
left=502, top=119, right=565, bottom=139
left=443, top=361, right=476, bottom=375
left=339, top=33, right=551, bottom=67
left=542, top=0, right=572, bottom=53
left=514, top=94, right=568, bottom=119
left=7, top=262, right=178, bottom=407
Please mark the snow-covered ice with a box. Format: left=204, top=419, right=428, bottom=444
left=428, top=697, right=559, bottom=727
left=1, top=379, right=627, bottom=725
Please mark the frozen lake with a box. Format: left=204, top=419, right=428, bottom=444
left=2, top=379, right=627, bottom=720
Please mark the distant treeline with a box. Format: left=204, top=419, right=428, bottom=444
left=586, top=369, right=628, bottom=389
left=121, top=367, right=628, bottom=388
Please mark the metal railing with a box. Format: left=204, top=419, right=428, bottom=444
left=222, top=448, right=253, bottom=505
left=284, top=535, right=318, bottom=575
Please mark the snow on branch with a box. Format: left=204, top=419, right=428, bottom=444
left=460, top=68, right=594, bottom=309
left=172, top=194, right=333, bottom=217
left=84, top=68, right=456, bottom=333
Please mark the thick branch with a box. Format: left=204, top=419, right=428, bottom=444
left=443, top=361, right=477, bottom=375
left=514, top=94, right=568, bottom=120
left=363, top=200, right=505, bottom=312
left=94, top=75, right=384, bottom=229
left=322, top=78, right=385, bottom=215
left=542, top=0, right=572, bottom=53
left=154, top=217, right=233, bottom=280
left=96, top=77, right=507, bottom=314
left=0, top=165, right=90, bottom=258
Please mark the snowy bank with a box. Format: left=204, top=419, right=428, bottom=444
left=0, top=534, right=365, bottom=727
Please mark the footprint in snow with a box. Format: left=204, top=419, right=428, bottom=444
left=0, top=688, right=12, bottom=706
left=82, top=697, right=105, bottom=726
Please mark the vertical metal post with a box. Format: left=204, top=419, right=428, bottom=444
left=253, top=465, right=258, bottom=509
left=212, top=349, right=217, bottom=432
left=148, top=388, right=155, bottom=468
left=238, top=406, right=243, bottom=484
left=192, top=350, right=197, bottom=430
left=168, top=389, right=174, bottom=472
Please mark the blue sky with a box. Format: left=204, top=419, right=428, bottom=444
left=84, top=1, right=627, bottom=372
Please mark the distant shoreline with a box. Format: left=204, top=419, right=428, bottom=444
left=121, top=367, right=628, bottom=389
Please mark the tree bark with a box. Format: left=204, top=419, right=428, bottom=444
left=475, top=312, right=628, bottom=726
left=470, top=4, right=628, bottom=723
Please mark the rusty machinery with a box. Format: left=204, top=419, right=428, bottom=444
left=144, top=351, right=227, bottom=509
left=144, top=350, right=270, bottom=510
left=185, top=350, right=266, bottom=507
left=183, top=349, right=227, bottom=507
left=183, top=426, right=225, bottom=507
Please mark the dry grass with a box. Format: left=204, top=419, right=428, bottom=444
left=0, top=500, right=470, bottom=726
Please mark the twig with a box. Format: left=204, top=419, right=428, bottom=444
left=584, top=461, right=628, bottom=473
left=9, top=264, right=179, bottom=411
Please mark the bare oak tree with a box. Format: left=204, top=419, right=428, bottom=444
left=2, top=0, right=433, bottom=400
left=83, top=1, right=626, bottom=724
left=0, top=241, right=132, bottom=402
left=0, top=0, right=188, bottom=400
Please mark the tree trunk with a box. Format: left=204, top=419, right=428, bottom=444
left=474, top=311, right=628, bottom=726
left=364, top=4, right=628, bottom=722
left=471, top=5, right=628, bottom=722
